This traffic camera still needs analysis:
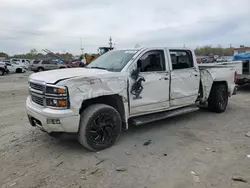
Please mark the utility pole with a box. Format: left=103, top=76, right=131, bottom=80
left=80, top=37, right=84, bottom=54
left=109, top=36, right=113, bottom=48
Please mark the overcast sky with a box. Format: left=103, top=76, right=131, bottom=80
left=0, top=0, right=250, bottom=55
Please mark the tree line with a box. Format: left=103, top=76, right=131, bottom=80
left=0, top=46, right=235, bottom=60
left=194, top=45, right=234, bottom=56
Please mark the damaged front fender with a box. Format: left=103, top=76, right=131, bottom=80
left=56, top=75, right=129, bottom=126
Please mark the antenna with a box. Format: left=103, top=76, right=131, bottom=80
left=109, top=36, right=113, bottom=48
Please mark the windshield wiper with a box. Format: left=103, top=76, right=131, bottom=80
left=89, top=66, right=107, bottom=70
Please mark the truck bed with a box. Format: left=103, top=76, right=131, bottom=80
left=199, top=61, right=242, bottom=74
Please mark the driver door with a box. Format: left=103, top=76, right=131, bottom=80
left=129, top=49, right=170, bottom=116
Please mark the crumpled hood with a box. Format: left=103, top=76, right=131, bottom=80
left=29, top=68, right=111, bottom=84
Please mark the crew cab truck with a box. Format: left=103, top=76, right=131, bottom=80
left=26, top=47, right=237, bottom=151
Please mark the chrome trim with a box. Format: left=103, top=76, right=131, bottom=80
left=29, top=87, right=43, bottom=94
left=45, top=96, right=68, bottom=99
left=46, top=84, right=67, bottom=89
left=45, top=93, right=67, bottom=97
left=30, top=92, right=43, bottom=98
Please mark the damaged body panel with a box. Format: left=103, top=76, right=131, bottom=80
left=26, top=47, right=237, bottom=151
left=170, top=68, right=200, bottom=107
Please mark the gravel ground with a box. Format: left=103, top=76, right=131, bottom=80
left=1, top=72, right=250, bottom=188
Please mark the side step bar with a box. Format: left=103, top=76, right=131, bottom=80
left=131, top=106, right=199, bottom=126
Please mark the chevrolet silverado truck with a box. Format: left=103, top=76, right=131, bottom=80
left=26, top=47, right=237, bottom=151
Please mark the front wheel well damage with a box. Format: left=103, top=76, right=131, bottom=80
left=79, top=95, right=126, bottom=129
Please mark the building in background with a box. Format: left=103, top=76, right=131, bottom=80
left=233, top=46, right=250, bottom=55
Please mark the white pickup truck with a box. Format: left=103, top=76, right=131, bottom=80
left=26, top=47, right=237, bottom=151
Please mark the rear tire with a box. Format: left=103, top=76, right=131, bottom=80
left=78, top=104, right=122, bottom=151
left=37, top=67, right=44, bottom=72
left=208, top=83, right=228, bottom=113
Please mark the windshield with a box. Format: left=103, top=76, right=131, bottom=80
left=87, top=50, right=138, bottom=72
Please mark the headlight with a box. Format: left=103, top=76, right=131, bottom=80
left=46, top=98, right=68, bottom=108
left=46, top=86, right=67, bottom=96
left=45, top=85, right=69, bottom=109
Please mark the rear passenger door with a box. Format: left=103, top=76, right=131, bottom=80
left=41, top=60, right=51, bottom=70
left=50, top=60, right=59, bottom=69
left=168, top=49, right=200, bottom=107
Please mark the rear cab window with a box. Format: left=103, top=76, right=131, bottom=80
left=42, top=60, right=50, bottom=64
left=169, top=50, right=194, bottom=70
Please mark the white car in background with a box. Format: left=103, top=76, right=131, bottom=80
left=11, top=58, right=30, bottom=69
left=3, top=60, right=26, bottom=73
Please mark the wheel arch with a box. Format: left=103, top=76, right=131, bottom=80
left=211, top=81, right=228, bottom=93
left=79, top=94, right=128, bottom=130
left=16, top=68, right=22, bottom=73
left=37, top=66, right=44, bottom=71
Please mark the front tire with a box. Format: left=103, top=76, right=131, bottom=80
left=208, top=83, right=228, bottom=113
left=0, top=69, right=4, bottom=75
left=78, top=104, right=122, bottom=151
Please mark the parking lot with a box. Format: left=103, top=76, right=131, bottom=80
left=1, top=72, right=250, bottom=188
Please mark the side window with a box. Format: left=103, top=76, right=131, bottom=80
left=138, top=50, right=165, bottom=72
left=42, top=60, right=49, bottom=64
left=51, top=60, right=58, bottom=64
left=170, top=50, right=193, bottom=70
left=22, top=60, right=25, bottom=63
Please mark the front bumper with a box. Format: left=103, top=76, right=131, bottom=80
left=26, top=96, right=80, bottom=133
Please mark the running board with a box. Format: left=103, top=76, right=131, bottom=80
left=131, top=106, right=199, bottom=126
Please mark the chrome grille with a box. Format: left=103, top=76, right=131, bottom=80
left=31, top=95, right=44, bottom=106
left=29, top=82, right=44, bottom=92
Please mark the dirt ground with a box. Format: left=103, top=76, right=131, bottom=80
left=1, top=72, right=250, bottom=188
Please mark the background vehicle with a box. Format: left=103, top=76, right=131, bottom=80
left=26, top=47, right=237, bottom=151
left=30, top=59, right=68, bottom=72
left=5, top=62, right=26, bottom=73
left=10, top=58, right=30, bottom=69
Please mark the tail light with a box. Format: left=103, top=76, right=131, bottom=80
left=234, top=71, right=238, bottom=83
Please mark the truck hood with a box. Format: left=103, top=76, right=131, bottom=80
left=29, top=68, right=112, bottom=84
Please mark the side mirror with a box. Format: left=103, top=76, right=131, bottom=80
left=131, top=60, right=142, bottom=80
left=131, top=68, right=140, bottom=80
